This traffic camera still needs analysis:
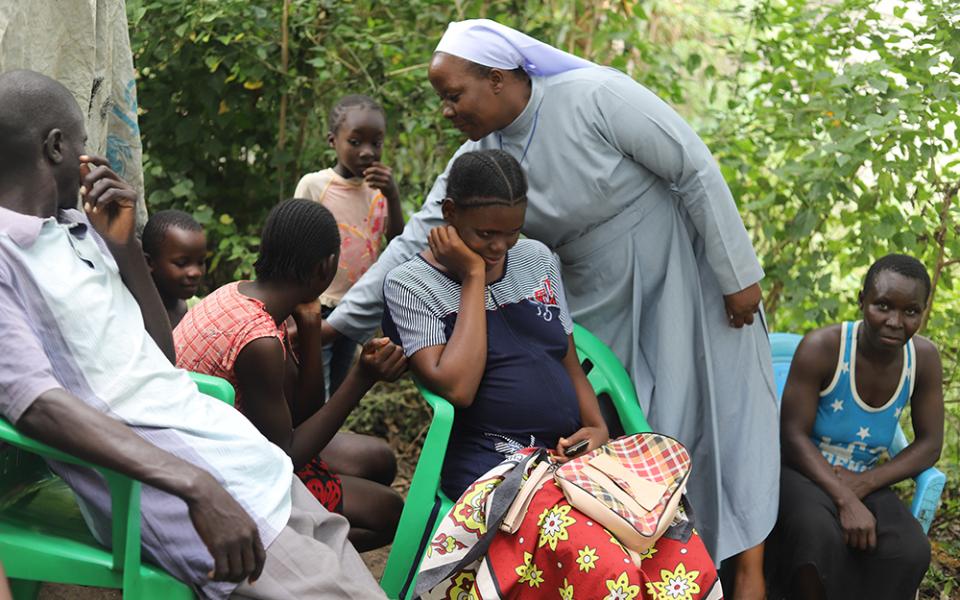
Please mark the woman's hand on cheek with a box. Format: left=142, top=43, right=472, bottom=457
left=553, top=426, right=609, bottom=463
left=428, top=225, right=485, bottom=280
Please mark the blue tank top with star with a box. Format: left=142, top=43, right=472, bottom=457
left=810, top=320, right=915, bottom=473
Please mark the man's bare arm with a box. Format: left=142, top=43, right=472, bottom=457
left=81, top=155, right=175, bottom=362
left=18, top=388, right=266, bottom=583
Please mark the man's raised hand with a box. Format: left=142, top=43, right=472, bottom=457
left=80, top=154, right=138, bottom=246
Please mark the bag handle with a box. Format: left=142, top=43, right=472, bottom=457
left=661, top=494, right=696, bottom=544
left=414, top=449, right=547, bottom=597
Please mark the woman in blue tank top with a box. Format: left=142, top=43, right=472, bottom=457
left=771, top=254, right=943, bottom=599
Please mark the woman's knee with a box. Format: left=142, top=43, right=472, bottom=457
left=323, top=433, right=398, bottom=484
left=357, top=436, right=397, bottom=484
left=886, top=522, right=931, bottom=577
left=777, top=506, right=843, bottom=553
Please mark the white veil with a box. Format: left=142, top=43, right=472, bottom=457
left=435, top=19, right=596, bottom=76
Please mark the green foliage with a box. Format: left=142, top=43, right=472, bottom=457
left=127, top=0, right=743, bottom=285
left=713, top=0, right=960, bottom=338
left=128, top=2, right=960, bottom=592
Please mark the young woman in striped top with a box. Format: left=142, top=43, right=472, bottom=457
left=383, top=149, right=721, bottom=599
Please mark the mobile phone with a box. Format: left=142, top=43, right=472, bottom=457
left=563, top=439, right=590, bottom=457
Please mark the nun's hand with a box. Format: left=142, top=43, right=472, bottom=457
left=723, top=283, right=762, bottom=328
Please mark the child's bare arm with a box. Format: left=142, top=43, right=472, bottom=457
left=290, top=300, right=327, bottom=419
left=236, top=335, right=405, bottom=468
left=290, top=338, right=405, bottom=462
left=234, top=338, right=296, bottom=453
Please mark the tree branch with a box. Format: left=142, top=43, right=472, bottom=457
left=921, top=182, right=959, bottom=332
left=276, top=0, right=291, bottom=200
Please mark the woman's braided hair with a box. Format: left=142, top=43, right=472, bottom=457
left=327, top=94, right=385, bottom=133
left=254, top=199, right=340, bottom=284
left=445, top=149, right=527, bottom=207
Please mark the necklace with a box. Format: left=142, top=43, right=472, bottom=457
left=497, top=101, right=542, bottom=166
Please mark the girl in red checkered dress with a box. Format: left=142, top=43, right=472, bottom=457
left=175, top=199, right=405, bottom=552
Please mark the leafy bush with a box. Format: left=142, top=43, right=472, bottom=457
left=127, top=0, right=739, bottom=284
left=128, top=2, right=960, bottom=591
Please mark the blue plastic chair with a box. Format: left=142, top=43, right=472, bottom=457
left=769, top=332, right=945, bottom=533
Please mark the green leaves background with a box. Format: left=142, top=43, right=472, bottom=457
left=128, top=0, right=959, bottom=448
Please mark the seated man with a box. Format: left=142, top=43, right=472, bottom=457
left=0, top=70, right=385, bottom=599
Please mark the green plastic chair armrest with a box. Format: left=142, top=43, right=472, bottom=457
left=187, top=372, right=235, bottom=406
left=572, top=323, right=651, bottom=435
left=0, top=417, right=143, bottom=590
left=379, top=380, right=454, bottom=599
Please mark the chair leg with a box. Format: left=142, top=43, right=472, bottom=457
left=8, top=579, right=41, bottom=600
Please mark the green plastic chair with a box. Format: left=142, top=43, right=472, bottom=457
left=380, top=323, right=651, bottom=600
left=0, top=372, right=235, bottom=600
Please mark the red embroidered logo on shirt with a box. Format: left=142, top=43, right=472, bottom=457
left=530, top=277, right=559, bottom=306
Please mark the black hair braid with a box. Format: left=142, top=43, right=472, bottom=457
left=142, top=209, right=203, bottom=256
left=327, top=94, right=385, bottom=133
left=863, top=254, right=932, bottom=301
left=445, top=149, right=528, bottom=207
left=254, top=199, right=340, bottom=284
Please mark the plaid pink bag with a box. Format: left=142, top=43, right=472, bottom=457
left=554, top=433, right=691, bottom=555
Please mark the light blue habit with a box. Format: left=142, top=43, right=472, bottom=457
left=328, top=68, right=780, bottom=562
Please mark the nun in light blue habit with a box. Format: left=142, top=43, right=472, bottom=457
left=327, top=18, right=780, bottom=573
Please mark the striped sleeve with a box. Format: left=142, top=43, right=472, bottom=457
left=546, top=250, right=574, bottom=335
left=383, top=269, right=448, bottom=357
